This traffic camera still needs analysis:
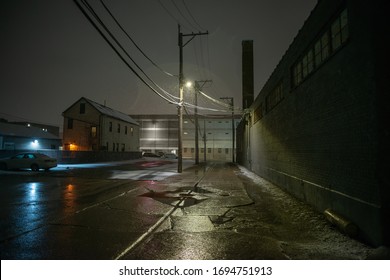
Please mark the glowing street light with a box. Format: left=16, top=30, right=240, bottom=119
left=185, top=81, right=193, bottom=88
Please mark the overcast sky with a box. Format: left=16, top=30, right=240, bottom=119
left=0, top=0, right=316, bottom=129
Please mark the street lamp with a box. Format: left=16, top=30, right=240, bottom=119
left=220, top=97, right=235, bottom=163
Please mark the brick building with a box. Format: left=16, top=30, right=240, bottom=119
left=237, top=0, right=389, bottom=246
left=62, top=97, right=139, bottom=152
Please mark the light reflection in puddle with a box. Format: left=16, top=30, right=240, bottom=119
left=110, top=170, right=176, bottom=180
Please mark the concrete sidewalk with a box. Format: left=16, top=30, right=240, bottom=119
left=123, top=161, right=375, bottom=260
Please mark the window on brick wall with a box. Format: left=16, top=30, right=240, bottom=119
left=109, top=122, right=112, bottom=132
left=313, top=32, right=330, bottom=70
left=292, top=8, right=348, bottom=88
left=302, top=49, right=314, bottom=78
left=331, top=9, right=349, bottom=51
left=266, top=83, right=283, bottom=113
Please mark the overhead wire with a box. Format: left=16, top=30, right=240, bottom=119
left=74, top=0, right=179, bottom=105
left=181, top=0, right=206, bottom=32
left=83, top=0, right=179, bottom=102
left=157, top=0, right=191, bottom=31
left=99, top=0, right=177, bottom=78
left=76, top=0, right=239, bottom=115
left=170, top=0, right=199, bottom=31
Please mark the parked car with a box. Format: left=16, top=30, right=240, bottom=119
left=163, top=153, right=178, bottom=159
left=0, top=152, right=57, bottom=171
left=142, top=152, right=161, bottom=158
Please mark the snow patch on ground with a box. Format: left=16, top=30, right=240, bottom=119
left=236, top=165, right=374, bottom=259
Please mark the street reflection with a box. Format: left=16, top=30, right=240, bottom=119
left=20, top=182, right=43, bottom=231
left=29, top=182, right=38, bottom=198
left=63, top=184, right=76, bottom=215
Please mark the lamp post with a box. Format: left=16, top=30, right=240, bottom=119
left=220, top=97, right=235, bottom=163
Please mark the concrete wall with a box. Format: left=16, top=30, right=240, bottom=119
left=237, top=0, right=388, bottom=246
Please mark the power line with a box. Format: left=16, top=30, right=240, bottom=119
left=74, top=0, right=179, bottom=105
left=76, top=0, right=234, bottom=117
left=181, top=0, right=206, bottom=31
left=99, top=0, right=177, bottom=78
left=157, top=0, right=190, bottom=30
left=170, top=0, right=199, bottom=31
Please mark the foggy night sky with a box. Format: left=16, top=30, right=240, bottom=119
left=0, top=0, right=316, bottom=130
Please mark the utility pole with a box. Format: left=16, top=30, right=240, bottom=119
left=203, top=119, right=207, bottom=163
left=177, top=25, right=208, bottom=173
left=220, top=97, right=235, bottom=163
left=194, top=80, right=212, bottom=164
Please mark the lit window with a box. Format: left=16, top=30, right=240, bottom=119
left=91, top=126, right=97, bottom=138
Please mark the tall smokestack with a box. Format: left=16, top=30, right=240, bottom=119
left=242, top=40, right=254, bottom=110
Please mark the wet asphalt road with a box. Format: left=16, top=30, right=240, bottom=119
left=0, top=159, right=373, bottom=260
left=0, top=159, right=179, bottom=259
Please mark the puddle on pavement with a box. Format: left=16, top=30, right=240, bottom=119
left=171, top=215, right=215, bottom=232
left=139, top=186, right=211, bottom=208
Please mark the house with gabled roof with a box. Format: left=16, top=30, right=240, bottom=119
left=62, top=97, right=139, bottom=151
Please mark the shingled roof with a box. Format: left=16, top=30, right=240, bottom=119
left=63, top=97, right=139, bottom=126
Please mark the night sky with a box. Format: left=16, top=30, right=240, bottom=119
left=0, top=0, right=316, bottom=130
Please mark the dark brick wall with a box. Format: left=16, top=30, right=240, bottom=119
left=238, top=0, right=388, bottom=246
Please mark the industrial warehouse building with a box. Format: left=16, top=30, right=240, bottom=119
left=130, top=114, right=240, bottom=162
left=62, top=97, right=140, bottom=152
left=0, top=121, right=61, bottom=151
left=237, top=0, right=389, bottom=246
